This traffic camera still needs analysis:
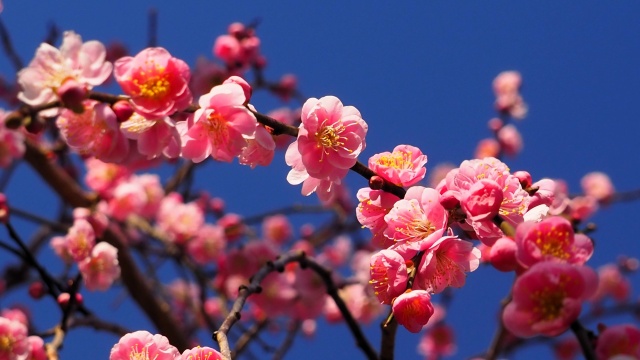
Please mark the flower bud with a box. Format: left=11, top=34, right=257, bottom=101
left=112, top=100, right=134, bottom=122
left=57, top=79, right=87, bottom=113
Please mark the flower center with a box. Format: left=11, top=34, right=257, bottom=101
left=535, top=227, right=571, bottom=260
left=133, top=62, right=170, bottom=100
left=315, top=119, right=349, bottom=160
left=205, top=113, right=229, bottom=146
left=532, top=289, right=566, bottom=320
left=377, top=151, right=413, bottom=170
left=0, top=335, right=14, bottom=352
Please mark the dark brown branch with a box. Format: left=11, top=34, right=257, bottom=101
left=570, top=321, right=596, bottom=360
left=214, top=251, right=378, bottom=360
left=232, top=320, right=268, bottom=359
left=379, top=318, right=397, bottom=360
left=23, top=139, right=96, bottom=208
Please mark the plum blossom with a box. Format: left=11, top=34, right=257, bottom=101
left=109, top=330, right=179, bottom=360
left=78, top=242, right=120, bottom=291
left=368, top=144, right=427, bottom=187
left=415, top=236, right=481, bottom=293
left=186, top=224, right=227, bottom=265
left=114, top=47, right=192, bottom=119
left=515, top=216, right=594, bottom=268
left=180, top=346, right=224, bottom=360
left=392, top=290, right=435, bottom=333
left=493, top=71, right=527, bottom=119
left=156, top=193, right=204, bottom=244
left=238, top=124, right=275, bottom=168
left=383, top=186, right=448, bottom=257
left=84, top=158, right=131, bottom=197
left=178, top=82, right=256, bottom=163
left=497, top=124, right=523, bottom=156
left=213, top=22, right=261, bottom=72
left=581, top=171, right=615, bottom=203
left=287, top=96, right=367, bottom=183
left=590, top=264, right=631, bottom=304
left=595, top=324, right=640, bottom=360
left=502, top=262, right=597, bottom=337
left=356, top=188, right=401, bottom=248
left=418, top=323, right=457, bottom=360
left=437, top=157, right=530, bottom=246
left=17, top=31, right=112, bottom=110
left=0, top=316, right=28, bottom=360
left=56, top=100, right=129, bottom=162
left=262, top=214, right=293, bottom=245
left=65, top=218, right=95, bottom=262
left=369, top=249, right=408, bottom=304
left=120, top=113, right=181, bottom=159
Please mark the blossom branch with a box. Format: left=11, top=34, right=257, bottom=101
left=214, top=251, right=378, bottom=360
left=570, top=320, right=596, bottom=360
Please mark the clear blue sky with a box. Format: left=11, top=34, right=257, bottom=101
left=1, top=1, right=639, bottom=359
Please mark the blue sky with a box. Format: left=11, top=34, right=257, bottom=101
left=1, top=1, right=639, bottom=359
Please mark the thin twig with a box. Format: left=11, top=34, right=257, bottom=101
left=272, top=320, right=301, bottom=360
left=0, top=18, right=24, bottom=71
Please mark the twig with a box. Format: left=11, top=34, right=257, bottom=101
left=379, top=318, right=397, bottom=360
left=232, top=319, right=268, bottom=358
left=148, top=8, right=158, bottom=47
left=214, top=251, right=378, bottom=360
left=570, top=320, right=596, bottom=360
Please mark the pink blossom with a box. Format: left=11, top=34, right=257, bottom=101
left=65, top=218, right=95, bottom=262
left=392, top=290, right=435, bottom=333
left=474, top=138, right=500, bottom=159
left=25, top=336, right=46, bottom=360
left=368, top=144, right=427, bottom=187
left=369, top=249, right=408, bottom=304
left=356, top=188, right=400, bottom=248
left=238, top=124, right=275, bottom=168
left=56, top=100, right=130, bottom=162
left=223, top=75, right=251, bottom=103
left=438, top=157, right=530, bottom=246
left=488, top=236, right=520, bottom=272
left=114, top=47, right=192, bottom=119
left=186, top=224, right=227, bottom=265
left=502, top=262, right=597, bottom=337
left=109, top=330, right=180, bottom=360
left=460, top=179, right=504, bottom=222
left=250, top=273, right=297, bottom=317
left=0, top=110, right=24, bottom=168
left=180, top=346, right=224, bottom=360
left=418, top=323, right=457, bottom=360
left=384, top=186, right=448, bottom=256
left=156, top=193, right=204, bottom=244
left=84, top=158, right=130, bottom=197
left=568, top=195, right=599, bottom=221
left=0, top=316, right=28, bottom=360
left=120, top=113, right=181, bottom=159
left=50, top=236, right=73, bottom=264
left=17, top=31, right=112, bottom=110
left=262, top=214, right=293, bottom=245
left=428, top=163, right=456, bottom=189
left=415, top=236, right=481, bottom=293
left=178, top=82, right=257, bottom=163
left=590, top=264, right=630, bottom=304
left=288, top=96, right=367, bottom=182
left=497, top=124, right=523, bottom=156
left=324, top=283, right=382, bottom=324
left=319, top=236, right=352, bottom=267
left=515, top=216, right=594, bottom=268
left=595, top=324, right=640, bottom=360
left=493, top=71, right=527, bottom=119
left=106, top=178, right=148, bottom=221
left=78, top=242, right=120, bottom=291
left=581, top=172, right=615, bottom=203
left=213, top=23, right=261, bottom=72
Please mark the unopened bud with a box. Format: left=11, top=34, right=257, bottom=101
left=513, top=171, right=532, bottom=189
left=57, top=79, right=87, bottom=113
left=28, top=281, right=45, bottom=299
left=3, top=111, right=24, bottom=129
left=369, top=175, right=385, bottom=190
left=439, top=190, right=460, bottom=210
left=112, top=100, right=134, bottom=122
